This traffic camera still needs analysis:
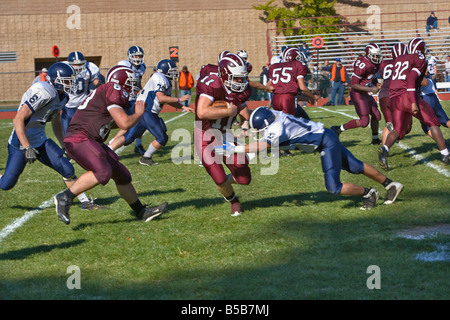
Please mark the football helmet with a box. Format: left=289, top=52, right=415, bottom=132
left=249, top=106, right=276, bottom=134
left=407, top=38, right=426, bottom=55
left=128, top=45, right=144, bottom=67
left=218, top=53, right=248, bottom=93
left=237, top=50, right=248, bottom=62
left=365, top=43, right=382, bottom=64
left=47, top=62, right=77, bottom=94
left=157, top=59, right=179, bottom=80
left=106, top=65, right=139, bottom=96
left=391, top=42, right=407, bottom=59
left=218, top=50, right=231, bottom=63
left=67, top=51, right=86, bottom=75
left=282, top=47, right=307, bottom=63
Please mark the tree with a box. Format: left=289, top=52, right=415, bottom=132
left=253, top=0, right=341, bottom=37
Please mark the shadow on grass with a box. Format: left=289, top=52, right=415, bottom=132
left=0, top=239, right=86, bottom=260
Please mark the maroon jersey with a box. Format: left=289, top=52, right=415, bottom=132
left=198, top=63, right=219, bottom=81
left=65, top=82, right=130, bottom=143
left=268, top=60, right=308, bottom=94
left=378, top=58, right=395, bottom=100
left=195, top=73, right=251, bottom=134
left=351, top=55, right=379, bottom=89
left=389, top=53, right=427, bottom=101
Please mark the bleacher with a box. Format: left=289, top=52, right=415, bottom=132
left=268, top=27, right=450, bottom=92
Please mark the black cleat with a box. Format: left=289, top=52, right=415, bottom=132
left=442, top=153, right=450, bottom=165
left=139, top=202, right=168, bottom=222
left=54, top=191, right=73, bottom=225
left=330, top=125, right=342, bottom=137
left=134, top=145, right=145, bottom=155
left=371, top=138, right=381, bottom=145
left=139, top=156, right=158, bottom=166
left=378, top=146, right=389, bottom=171
left=360, top=188, right=380, bottom=210
left=384, top=182, right=404, bottom=205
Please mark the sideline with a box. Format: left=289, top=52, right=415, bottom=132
left=0, top=111, right=191, bottom=244
left=320, top=106, right=450, bottom=178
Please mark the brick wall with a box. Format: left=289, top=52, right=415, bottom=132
left=0, top=0, right=446, bottom=101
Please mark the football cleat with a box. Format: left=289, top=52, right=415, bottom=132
left=384, top=182, right=404, bottom=205
left=330, top=125, right=342, bottom=138
left=442, top=153, right=449, bottom=165
left=54, top=191, right=73, bottom=225
left=231, top=201, right=242, bottom=217
left=371, top=138, right=381, bottom=145
left=378, top=146, right=389, bottom=171
left=81, top=197, right=108, bottom=210
left=139, top=156, right=158, bottom=166
left=139, top=202, right=168, bottom=222
left=360, top=188, right=380, bottom=210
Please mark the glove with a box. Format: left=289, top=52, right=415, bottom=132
left=24, top=146, right=39, bottom=164
left=214, top=142, right=235, bottom=156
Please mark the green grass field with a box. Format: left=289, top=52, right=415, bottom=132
left=0, top=102, right=449, bottom=303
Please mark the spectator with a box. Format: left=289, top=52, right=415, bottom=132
left=178, top=65, right=195, bottom=107
left=426, top=11, right=438, bottom=36
left=259, top=65, right=269, bottom=100
left=329, top=58, right=348, bottom=105
left=299, top=42, right=310, bottom=62
left=445, top=55, right=450, bottom=92
left=32, top=67, right=48, bottom=84
left=321, top=60, right=332, bottom=99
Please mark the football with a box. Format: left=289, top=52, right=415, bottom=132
left=212, top=100, right=228, bottom=109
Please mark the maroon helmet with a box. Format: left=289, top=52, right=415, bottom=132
left=218, top=53, right=248, bottom=92
left=237, top=49, right=248, bottom=62
left=246, top=61, right=253, bottom=74
left=282, top=47, right=307, bottom=63
left=106, top=65, right=139, bottom=96
left=407, top=38, right=426, bottom=55
left=391, top=42, right=407, bottom=59
left=217, top=50, right=231, bottom=64
left=365, top=43, right=382, bottom=64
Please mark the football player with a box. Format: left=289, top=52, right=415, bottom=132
left=378, top=38, right=449, bottom=170
left=62, top=51, right=102, bottom=135
left=0, top=63, right=103, bottom=209
left=331, top=43, right=383, bottom=145
left=266, top=46, right=317, bottom=118
left=109, top=59, right=192, bottom=166
left=110, top=45, right=147, bottom=155
left=216, top=106, right=404, bottom=210
left=377, top=43, right=407, bottom=145
left=194, top=53, right=253, bottom=217
left=54, top=65, right=168, bottom=225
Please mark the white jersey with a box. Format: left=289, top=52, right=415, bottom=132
left=420, top=76, right=436, bottom=95
left=136, top=72, right=172, bottom=114
left=427, top=55, right=437, bottom=76
left=63, top=61, right=100, bottom=108
left=263, top=110, right=325, bottom=153
left=8, top=81, right=68, bottom=148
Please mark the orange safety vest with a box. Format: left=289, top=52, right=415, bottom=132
left=179, top=71, right=194, bottom=90
left=331, top=63, right=346, bottom=82
left=40, top=73, right=48, bottom=82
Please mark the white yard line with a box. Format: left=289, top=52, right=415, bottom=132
left=320, top=106, right=450, bottom=178
left=0, top=111, right=190, bottom=244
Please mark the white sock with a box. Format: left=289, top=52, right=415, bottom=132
left=144, top=144, right=158, bottom=158
left=77, top=193, right=89, bottom=203
left=440, top=148, right=449, bottom=156
left=340, top=125, right=346, bottom=131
